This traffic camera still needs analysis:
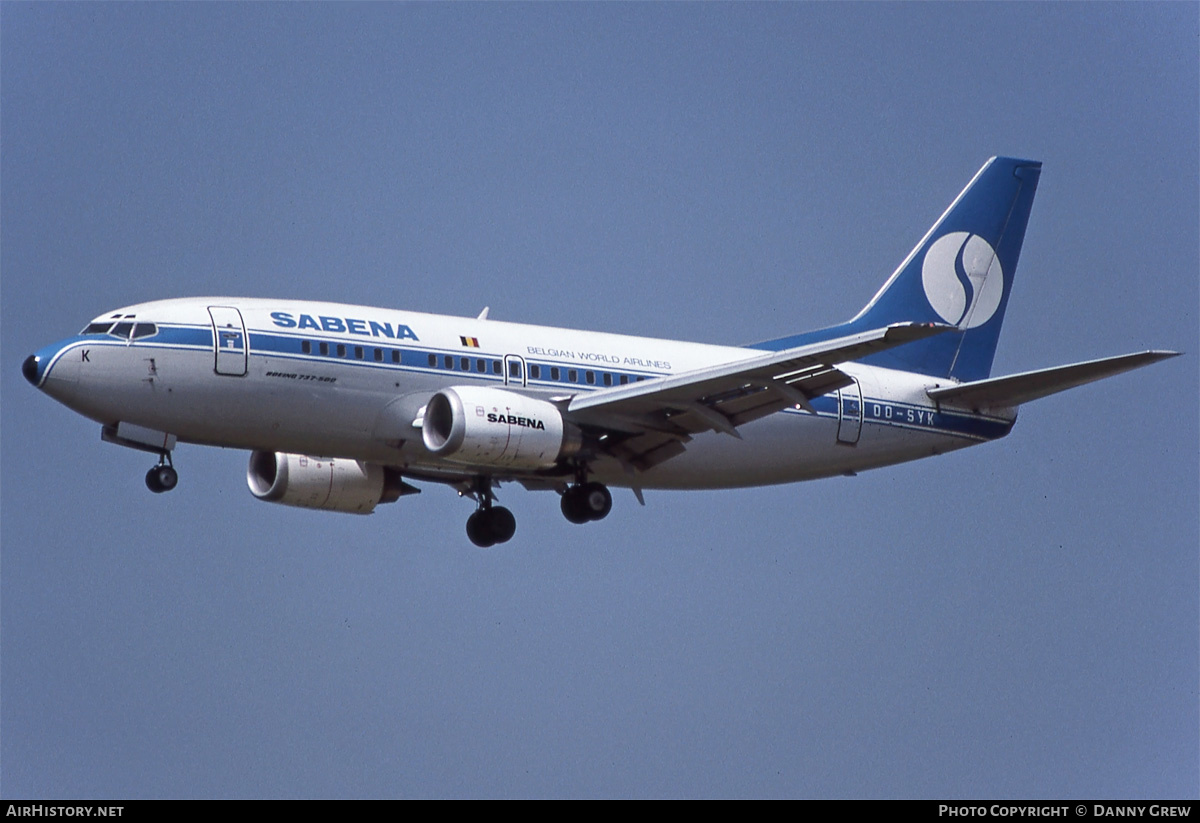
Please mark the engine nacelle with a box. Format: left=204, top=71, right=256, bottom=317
left=421, top=386, right=582, bottom=470
left=247, top=451, right=404, bottom=515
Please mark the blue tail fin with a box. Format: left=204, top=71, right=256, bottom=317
left=754, top=157, right=1042, bottom=382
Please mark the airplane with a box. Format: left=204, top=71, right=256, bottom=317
left=21, top=157, right=1179, bottom=547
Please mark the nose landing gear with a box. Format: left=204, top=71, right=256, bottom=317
left=99, top=423, right=180, bottom=495
left=145, top=455, right=178, bottom=494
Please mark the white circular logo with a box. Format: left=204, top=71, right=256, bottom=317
left=921, top=232, right=1004, bottom=328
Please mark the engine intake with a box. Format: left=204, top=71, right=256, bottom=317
left=247, top=451, right=405, bottom=514
left=422, top=386, right=581, bottom=470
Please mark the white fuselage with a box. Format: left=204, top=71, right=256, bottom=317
left=30, top=297, right=1015, bottom=490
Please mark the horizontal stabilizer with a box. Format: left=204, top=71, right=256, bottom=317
left=927, top=350, right=1180, bottom=410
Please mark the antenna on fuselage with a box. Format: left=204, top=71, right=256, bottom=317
left=477, top=307, right=490, bottom=321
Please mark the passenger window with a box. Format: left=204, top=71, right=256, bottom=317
left=302, top=340, right=312, bottom=354
left=461, top=357, right=470, bottom=371
left=603, top=373, right=612, bottom=386
left=373, top=348, right=383, bottom=362
left=337, top=344, right=346, bottom=357
left=392, top=350, right=401, bottom=364
left=585, top=371, right=595, bottom=385
left=551, top=367, right=560, bottom=381
left=355, top=346, right=364, bottom=359
left=620, top=374, right=629, bottom=385
left=476, top=359, right=486, bottom=373
left=444, top=355, right=453, bottom=369
left=492, top=360, right=501, bottom=374
left=568, top=369, right=578, bottom=383
left=428, top=354, right=437, bottom=367
left=530, top=364, right=541, bottom=379
left=319, top=342, right=329, bottom=356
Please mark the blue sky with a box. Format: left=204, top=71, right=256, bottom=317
left=2, top=3, right=1196, bottom=798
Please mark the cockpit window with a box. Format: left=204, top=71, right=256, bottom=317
left=82, top=320, right=157, bottom=339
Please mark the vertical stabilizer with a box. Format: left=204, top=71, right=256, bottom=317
left=754, top=157, right=1042, bottom=382
left=853, top=156, right=1041, bottom=380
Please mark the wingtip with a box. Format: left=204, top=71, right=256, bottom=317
left=1139, top=349, right=1182, bottom=362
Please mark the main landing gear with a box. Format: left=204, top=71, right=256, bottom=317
left=461, top=473, right=614, bottom=546
left=464, top=477, right=516, bottom=548
left=145, top=454, right=178, bottom=494
left=560, top=481, right=612, bottom=524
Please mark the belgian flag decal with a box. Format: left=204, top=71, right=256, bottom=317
left=460, top=336, right=480, bottom=348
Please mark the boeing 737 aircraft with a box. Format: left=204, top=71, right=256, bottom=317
left=23, top=157, right=1178, bottom=546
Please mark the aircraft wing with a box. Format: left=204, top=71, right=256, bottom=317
left=566, top=322, right=952, bottom=471
left=926, top=350, right=1180, bottom=410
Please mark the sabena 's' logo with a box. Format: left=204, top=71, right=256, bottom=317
left=921, top=232, right=1004, bottom=329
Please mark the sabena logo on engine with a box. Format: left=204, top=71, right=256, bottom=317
left=487, top=412, right=546, bottom=430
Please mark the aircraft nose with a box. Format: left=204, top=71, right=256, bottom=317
left=22, top=354, right=40, bottom=386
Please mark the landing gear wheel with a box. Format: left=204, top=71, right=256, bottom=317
left=579, top=482, right=612, bottom=521
left=561, top=482, right=612, bottom=523
left=466, top=510, right=495, bottom=548
left=145, top=464, right=178, bottom=494
left=466, top=506, right=517, bottom=548
left=561, top=487, right=591, bottom=524
left=463, top=476, right=517, bottom=547
left=485, top=506, right=516, bottom=544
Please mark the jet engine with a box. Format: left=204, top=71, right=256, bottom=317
left=247, top=451, right=406, bottom=514
left=421, top=386, right=582, bottom=470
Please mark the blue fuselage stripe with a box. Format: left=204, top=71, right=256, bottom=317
left=44, top=324, right=1011, bottom=443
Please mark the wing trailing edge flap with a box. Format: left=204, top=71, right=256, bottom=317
left=926, top=350, right=1180, bottom=411
left=568, top=322, right=952, bottom=470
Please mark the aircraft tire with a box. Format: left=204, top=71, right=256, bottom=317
left=466, top=510, right=496, bottom=548
left=580, top=482, right=612, bottom=521
left=145, top=465, right=178, bottom=494
left=486, top=506, right=516, bottom=544
left=561, top=488, right=590, bottom=524
left=156, top=465, right=179, bottom=492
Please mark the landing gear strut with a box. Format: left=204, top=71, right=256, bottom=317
left=145, top=453, right=178, bottom=494
left=561, top=480, right=612, bottom=524
left=464, top=477, right=516, bottom=548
